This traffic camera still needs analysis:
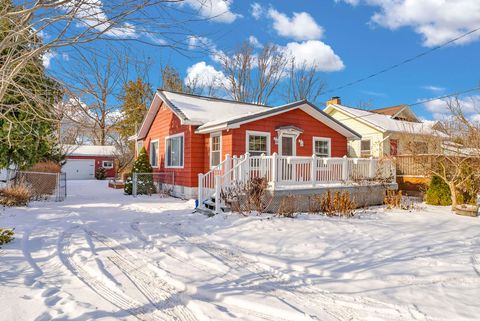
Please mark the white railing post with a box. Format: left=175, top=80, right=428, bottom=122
left=244, top=152, right=250, bottom=182
left=311, top=154, right=316, bottom=187
left=198, top=173, right=203, bottom=207
left=342, top=155, right=349, bottom=182
left=232, top=155, right=238, bottom=181
left=368, top=156, right=375, bottom=178
left=224, top=154, right=231, bottom=187
left=271, top=152, right=277, bottom=189
left=215, top=175, right=221, bottom=214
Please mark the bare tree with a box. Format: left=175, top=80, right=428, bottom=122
left=218, top=42, right=288, bottom=105
left=402, top=97, right=480, bottom=208
left=0, top=0, right=209, bottom=146
left=284, top=59, right=326, bottom=103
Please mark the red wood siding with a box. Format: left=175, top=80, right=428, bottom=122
left=141, top=101, right=207, bottom=187
left=65, top=155, right=116, bottom=178
left=224, top=108, right=348, bottom=157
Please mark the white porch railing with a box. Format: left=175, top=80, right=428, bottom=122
left=198, top=153, right=396, bottom=213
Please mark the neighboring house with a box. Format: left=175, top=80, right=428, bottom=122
left=63, top=145, right=116, bottom=180
left=324, top=97, right=440, bottom=157
left=135, top=90, right=361, bottom=199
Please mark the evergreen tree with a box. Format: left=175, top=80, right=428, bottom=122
left=124, top=147, right=156, bottom=195
left=0, top=0, right=62, bottom=168
left=117, top=78, right=152, bottom=139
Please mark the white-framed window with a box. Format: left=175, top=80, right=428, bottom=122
left=102, top=160, right=114, bottom=169
left=313, top=137, right=331, bottom=157
left=210, top=132, right=222, bottom=168
left=150, top=140, right=159, bottom=167
left=165, top=133, right=184, bottom=168
left=361, top=139, right=371, bottom=157
left=246, top=131, right=270, bottom=156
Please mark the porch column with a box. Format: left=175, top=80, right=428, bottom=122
left=215, top=175, right=221, bottom=214
left=368, top=156, right=376, bottom=178
left=342, top=155, right=349, bottom=181
left=311, top=154, right=316, bottom=187
left=271, top=152, right=277, bottom=189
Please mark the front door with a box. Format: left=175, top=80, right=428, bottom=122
left=281, top=135, right=295, bottom=156
left=390, top=139, right=398, bottom=156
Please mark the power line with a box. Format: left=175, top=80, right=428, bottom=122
left=322, top=26, right=480, bottom=96
left=409, top=86, right=480, bottom=107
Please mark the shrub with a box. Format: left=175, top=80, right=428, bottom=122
left=95, top=167, right=107, bottom=180
left=0, top=183, right=32, bottom=207
left=221, top=177, right=270, bottom=214
left=0, top=228, right=15, bottom=247
left=426, top=176, right=452, bottom=206
left=31, top=161, right=61, bottom=173
left=277, top=195, right=297, bottom=217
left=319, top=191, right=357, bottom=217
left=384, top=190, right=402, bottom=209
left=124, top=147, right=156, bottom=195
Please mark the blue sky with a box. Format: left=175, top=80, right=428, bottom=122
left=46, top=0, right=480, bottom=121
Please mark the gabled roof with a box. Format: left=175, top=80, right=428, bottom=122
left=63, top=144, right=117, bottom=157
left=137, top=90, right=361, bottom=140
left=324, top=104, right=439, bottom=135
left=371, top=104, right=420, bottom=122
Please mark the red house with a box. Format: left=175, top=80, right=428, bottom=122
left=135, top=90, right=361, bottom=199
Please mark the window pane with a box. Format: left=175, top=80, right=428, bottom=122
left=150, top=142, right=158, bottom=167
left=315, top=140, right=329, bottom=157
left=361, top=139, right=371, bottom=151
left=167, top=136, right=183, bottom=167
left=248, top=134, right=268, bottom=156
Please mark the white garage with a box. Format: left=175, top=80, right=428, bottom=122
left=62, top=159, right=95, bottom=180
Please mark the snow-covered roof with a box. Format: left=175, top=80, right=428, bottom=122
left=63, top=145, right=117, bottom=157
left=137, top=90, right=361, bottom=139
left=325, top=104, right=442, bottom=135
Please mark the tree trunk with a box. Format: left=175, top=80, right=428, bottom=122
left=449, top=182, right=458, bottom=209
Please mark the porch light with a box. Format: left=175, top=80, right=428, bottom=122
left=274, top=137, right=279, bottom=145
left=298, top=139, right=304, bottom=147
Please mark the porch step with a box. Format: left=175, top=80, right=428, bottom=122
left=202, top=198, right=231, bottom=214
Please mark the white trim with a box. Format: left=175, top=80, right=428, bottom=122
left=313, top=137, right=331, bottom=157
left=246, top=130, right=271, bottom=155
left=279, top=133, right=297, bottom=156
left=102, top=160, right=114, bottom=169
left=209, top=132, right=222, bottom=168
left=165, top=132, right=184, bottom=169
left=149, top=139, right=159, bottom=168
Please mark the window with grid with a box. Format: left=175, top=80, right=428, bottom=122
left=210, top=134, right=221, bottom=167
left=166, top=134, right=184, bottom=167
left=314, top=138, right=330, bottom=157
left=248, top=134, right=268, bottom=156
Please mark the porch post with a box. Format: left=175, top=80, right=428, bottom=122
left=232, top=155, right=238, bottom=181
left=368, top=156, right=375, bottom=178
left=244, top=152, right=250, bottom=182
left=224, top=154, right=231, bottom=187
left=271, top=152, right=277, bottom=189
left=198, top=173, right=203, bottom=207
left=342, top=155, right=349, bottom=182
left=215, top=175, right=221, bottom=214
left=311, top=154, right=316, bottom=187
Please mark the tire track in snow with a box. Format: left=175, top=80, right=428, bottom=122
left=135, top=221, right=430, bottom=321
left=58, top=226, right=172, bottom=321
left=86, top=230, right=198, bottom=321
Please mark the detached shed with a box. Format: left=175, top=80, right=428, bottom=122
left=63, top=145, right=117, bottom=180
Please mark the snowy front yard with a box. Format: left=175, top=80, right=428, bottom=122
left=1, top=181, right=479, bottom=321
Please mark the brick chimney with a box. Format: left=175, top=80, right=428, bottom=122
left=326, top=96, right=341, bottom=106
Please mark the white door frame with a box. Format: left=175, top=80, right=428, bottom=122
left=278, top=133, right=297, bottom=156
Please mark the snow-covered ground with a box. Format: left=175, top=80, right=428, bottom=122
left=1, top=180, right=479, bottom=321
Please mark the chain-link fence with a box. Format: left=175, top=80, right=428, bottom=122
left=132, top=172, right=175, bottom=197
left=7, top=170, right=67, bottom=202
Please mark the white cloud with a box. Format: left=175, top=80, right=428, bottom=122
left=184, top=61, right=228, bottom=88
left=422, top=95, right=480, bottom=120
left=187, top=35, right=216, bottom=50
left=267, top=8, right=323, bottom=41
left=184, top=0, right=241, bottom=23
left=423, top=85, right=445, bottom=93
left=250, top=2, right=263, bottom=20
left=248, top=35, right=262, bottom=48
left=338, top=0, right=480, bottom=47
left=42, top=51, right=57, bottom=68
left=281, top=40, right=345, bottom=72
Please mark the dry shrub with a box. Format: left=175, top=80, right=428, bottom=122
left=277, top=195, right=298, bottom=217
left=221, top=177, right=271, bottom=214
left=308, top=194, right=323, bottom=214
left=0, top=183, right=32, bottom=207
left=31, top=161, right=61, bottom=173
left=384, top=190, right=415, bottom=210
left=319, top=190, right=357, bottom=217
